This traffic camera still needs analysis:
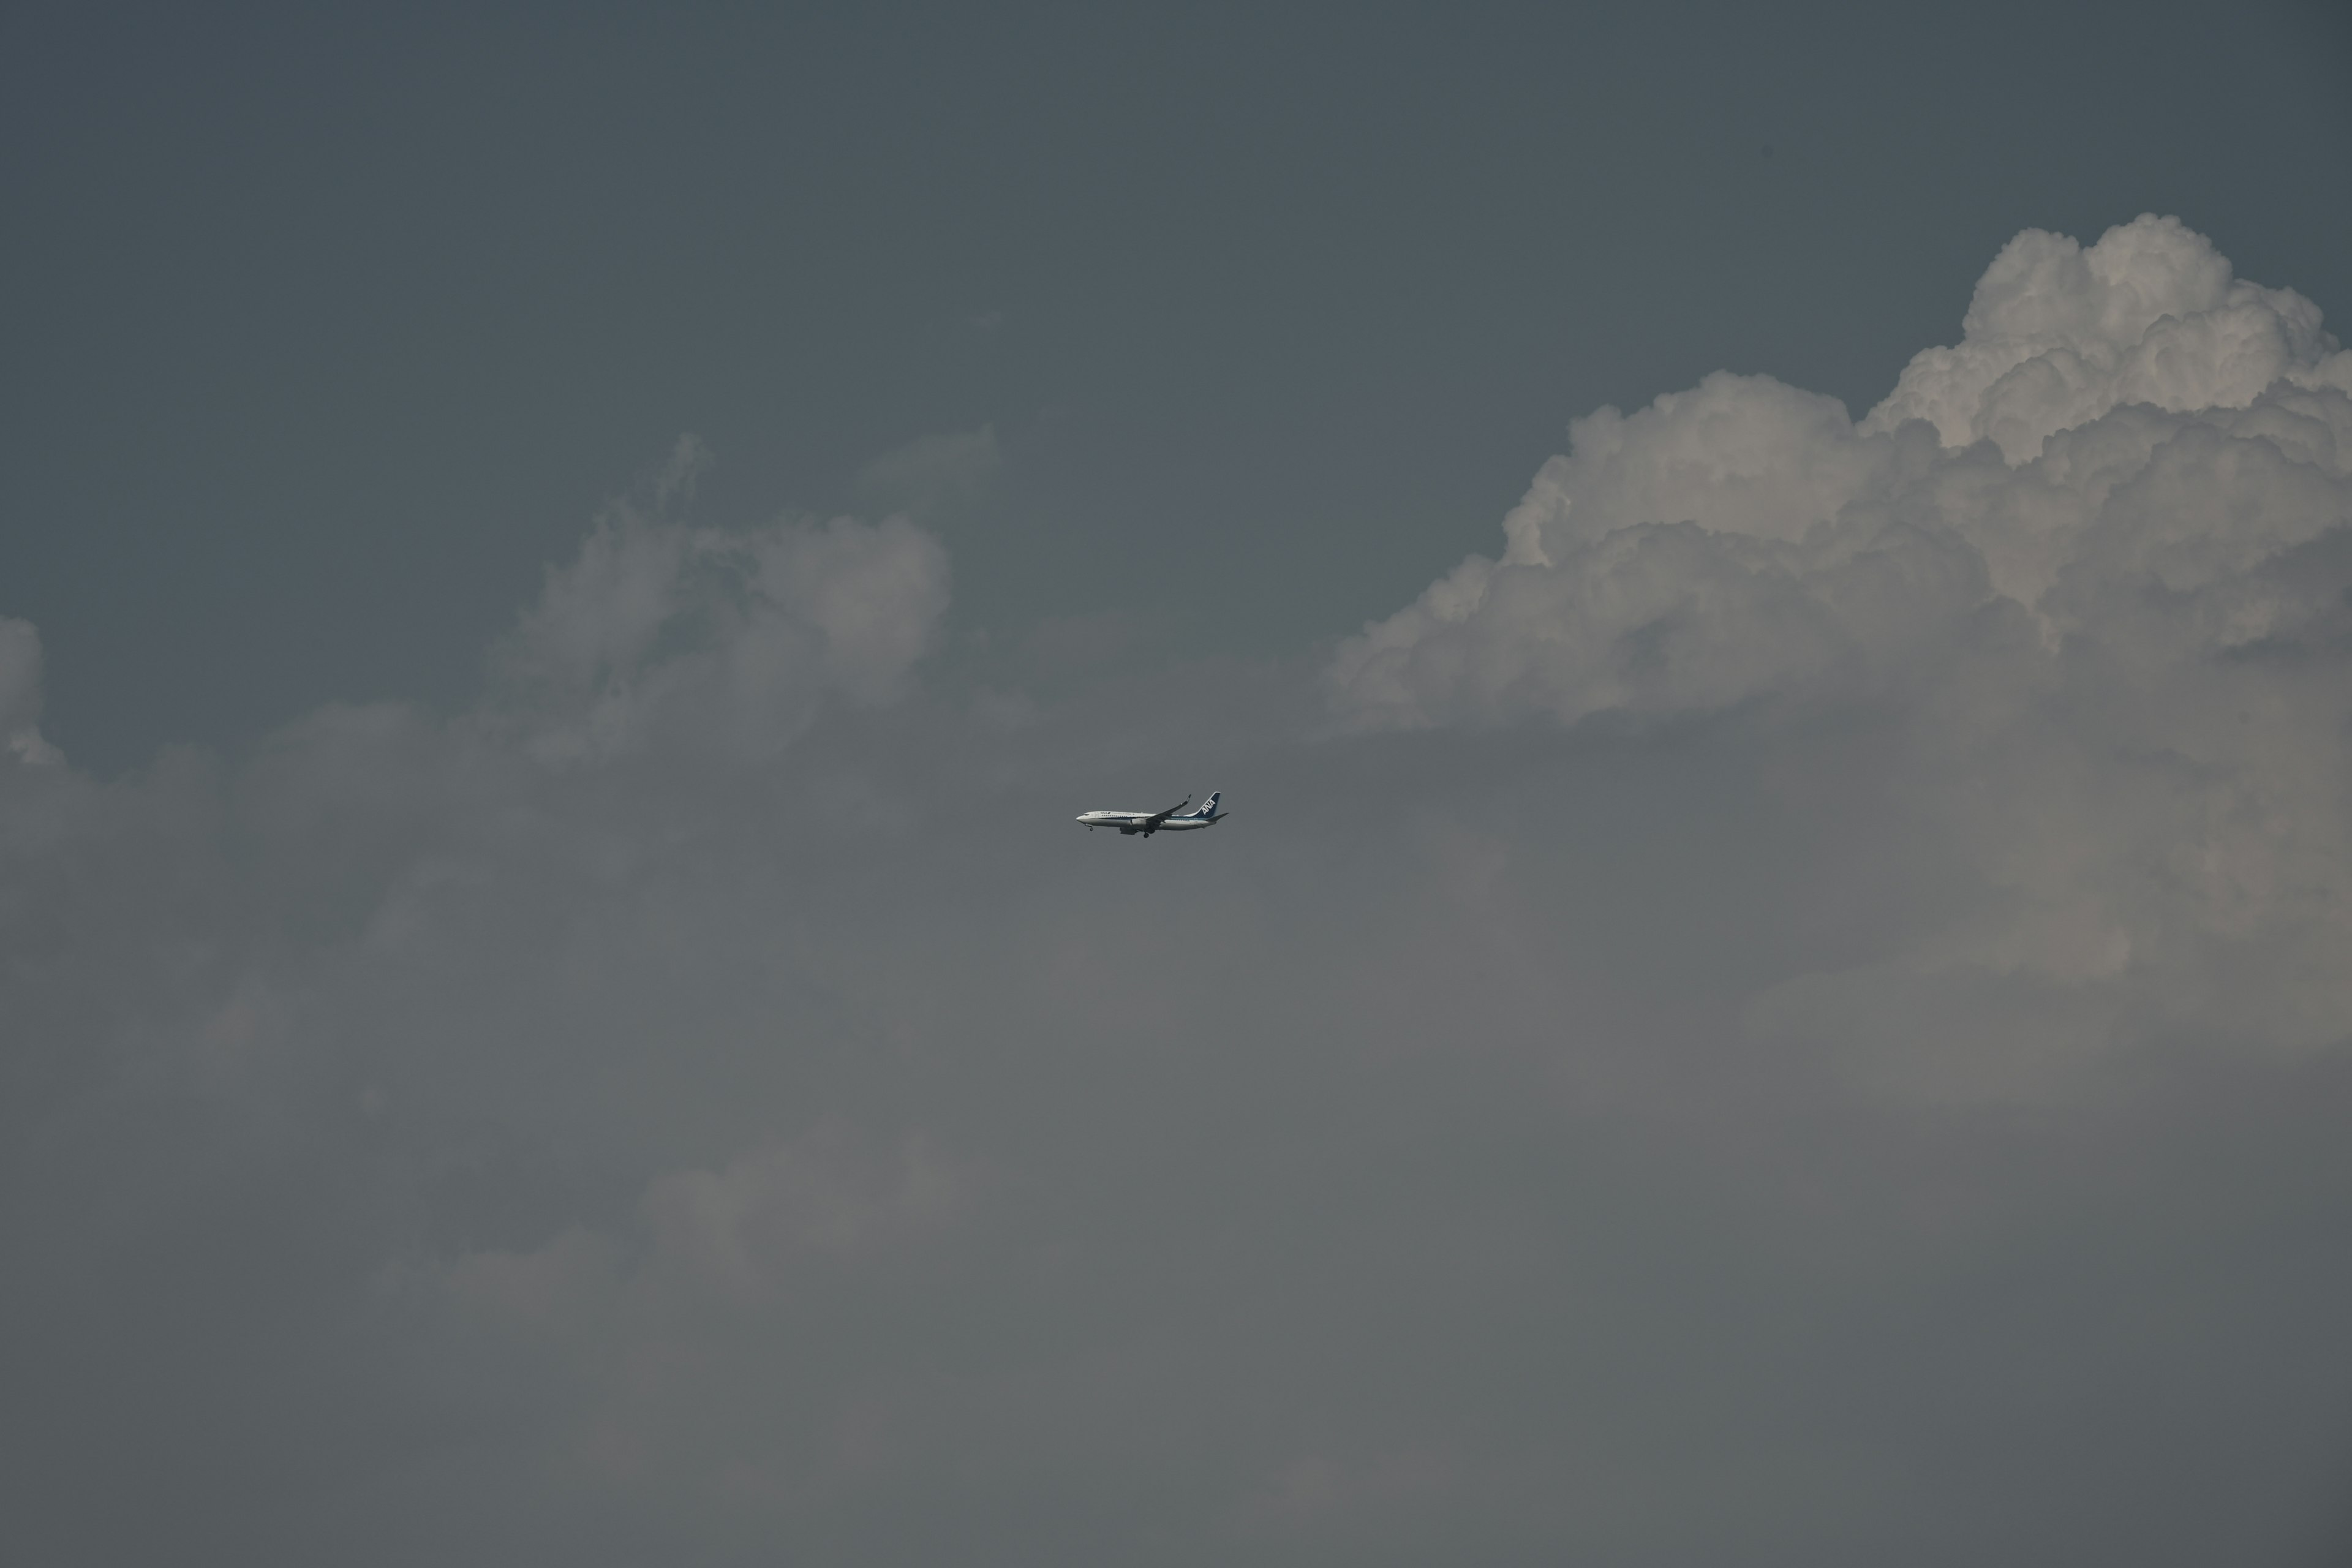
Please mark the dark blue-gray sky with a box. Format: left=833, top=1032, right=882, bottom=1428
left=6, top=0, right=2348, bottom=772
left=7, top=7, right=2352, bottom=1567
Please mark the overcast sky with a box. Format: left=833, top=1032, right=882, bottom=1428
left=6, top=4, right=2352, bottom=1564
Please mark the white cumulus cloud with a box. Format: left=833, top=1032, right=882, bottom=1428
left=1331, top=216, right=2352, bottom=1087
left=1866, top=213, right=2351, bottom=460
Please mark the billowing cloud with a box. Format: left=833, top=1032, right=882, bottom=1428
left=492, top=459, right=951, bottom=764
left=1331, top=215, right=2352, bottom=1091
left=0, top=472, right=984, bottom=1563
left=1866, top=214, right=2351, bottom=460
left=1332, top=217, right=2352, bottom=729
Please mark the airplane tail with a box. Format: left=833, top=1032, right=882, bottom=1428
left=1197, top=791, right=1223, bottom=820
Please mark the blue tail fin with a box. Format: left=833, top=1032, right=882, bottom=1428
left=1198, top=791, right=1222, bottom=819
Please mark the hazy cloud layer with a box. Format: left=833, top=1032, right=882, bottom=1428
left=6, top=221, right=2351, bottom=1566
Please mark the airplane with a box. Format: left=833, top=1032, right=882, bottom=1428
left=1076, top=791, right=1225, bottom=837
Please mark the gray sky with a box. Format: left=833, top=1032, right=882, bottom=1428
left=6, top=0, right=2350, bottom=771
left=6, top=5, right=2352, bottom=1565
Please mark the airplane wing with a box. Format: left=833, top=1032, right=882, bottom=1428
left=1142, top=797, right=1191, bottom=827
